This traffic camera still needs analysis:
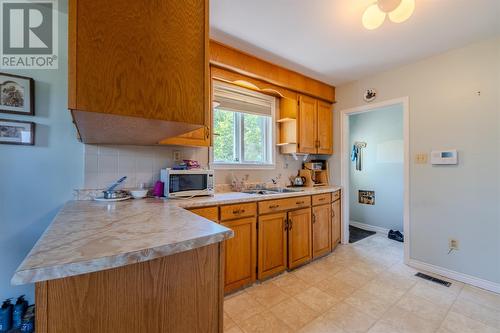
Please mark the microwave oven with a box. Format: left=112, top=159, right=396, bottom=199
left=160, top=169, right=214, bottom=198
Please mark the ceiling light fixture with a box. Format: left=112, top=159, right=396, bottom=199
left=362, top=0, right=415, bottom=30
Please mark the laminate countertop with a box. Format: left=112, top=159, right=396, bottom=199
left=12, top=186, right=341, bottom=285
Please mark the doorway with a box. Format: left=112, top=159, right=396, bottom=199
left=340, top=97, right=410, bottom=264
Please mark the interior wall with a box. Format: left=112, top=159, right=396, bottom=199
left=0, top=0, right=84, bottom=302
left=349, top=105, right=403, bottom=232
left=83, top=144, right=304, bottom=190
left=330, top=37, right=500, bottom=284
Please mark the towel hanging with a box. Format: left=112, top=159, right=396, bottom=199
left=352, top=142, right=367, bottom=171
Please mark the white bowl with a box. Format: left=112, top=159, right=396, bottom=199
left=130, top=189, right=148, bottom=199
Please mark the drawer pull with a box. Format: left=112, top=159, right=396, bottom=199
left=312, top=214, right=316, bottom=224
left=269, top=204, right=280, bottom=209
left=296, top=201, right=305, bottom=205
left=319, top=197, right=325, bottom=201
left=232, top=209, right=245, bottom=214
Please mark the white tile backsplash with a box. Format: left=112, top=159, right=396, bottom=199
left=83, top=144, right=312, bottom=190
left=84, top=145, right=208, bottom=189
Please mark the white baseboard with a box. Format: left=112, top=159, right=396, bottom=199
left=408, top=259, right=500, bottom=294
left=350, top=220, right=390, bottom=235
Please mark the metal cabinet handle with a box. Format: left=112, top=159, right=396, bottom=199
left=312, top=214, right=316, bottom=224
left=296, top=201, right=304, bottom=205
left=289, top=219, right=293, bottom=230
left=319, top=197, right=325, bottom=201
left=284, top=218, right=289, bottom=231
left=269, top=204, right=279, bottom=209
left=232, top=208, right=246, bottom=214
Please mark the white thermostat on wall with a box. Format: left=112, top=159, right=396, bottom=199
left=431, top=149, right=458, bottom=165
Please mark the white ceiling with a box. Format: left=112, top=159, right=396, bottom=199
left=210, top=0, right=500, bottom=85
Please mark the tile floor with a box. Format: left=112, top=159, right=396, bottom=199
left=223, top=234, right=500, bottom=333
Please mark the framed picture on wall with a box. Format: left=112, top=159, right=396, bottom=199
left=0, top=119, right=35, bottom=145
left=0, top=73, right=35, bottom=116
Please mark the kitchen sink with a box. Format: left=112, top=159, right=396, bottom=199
left=242, top=187, right=304, bottom=195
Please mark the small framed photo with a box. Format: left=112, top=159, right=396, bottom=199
left=0, top=73, right=35, bottom=116
left=0, top=119, right=35, bottom=145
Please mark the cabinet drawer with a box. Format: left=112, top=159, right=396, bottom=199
left=188, top=206, right=219, bottom=222
left=331, top=190, right=340, bottom=202
left=312, top=193, right=331, bottom=206
left=220, top=202, right=256, bottom=221
left=258, top=196, right=311, bottom=214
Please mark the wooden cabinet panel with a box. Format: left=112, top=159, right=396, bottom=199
left=287, top=208, right=312, bottom=269
left=159, top=126, right=210, bottom=147
left=332, top=200, right=341, bottom=249
left=312, top=204, right=332, bottom=258
left=312, top=193, right=331, bottom=206
left=221, top=217, right=257, bottom=293
left=298, top=95, right=317, bottom=154
left=38, top=244, right=222, bottom=333
left=70, top=0, right=208, bottom=123
left=258, top=213, right=288, bottom=280
left=220, top=202, right=257, bottom=221
left=317, top=101, right=333, bottom=154
left=188, top=206, right=219, bottom=222
left=258, top=196, right=311, bottom=215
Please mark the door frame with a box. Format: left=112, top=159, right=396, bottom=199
left=339, top=97, right=410, bottom=264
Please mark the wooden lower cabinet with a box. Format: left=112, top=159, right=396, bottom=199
left=332, top=199, right=341, bottom=248
left=312, top=204, right=332, bottom=258
left=258, top=213, right=288, bottom=280
left=35, top=244, right=223, bottom=333
left=188, top=206, right=219, bottom=222
left=221, top=217, right=257, bottom=293
left=287, top=208, right=312, bottom=269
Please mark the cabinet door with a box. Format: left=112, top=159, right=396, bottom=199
left=312, top=204, right=332, bottom=258
left=70, top=0, right=208, bottom=125
left=221, top=217, right=257, bottom=293
left=317, top=101, right=333, bottom=154
left=258, top=213, right=288, bottom=280
left=298, top=95, right=317, bottom=154
left=332, top=200, right=341, bottom=249
left=287, top=208, right=312, bottom=269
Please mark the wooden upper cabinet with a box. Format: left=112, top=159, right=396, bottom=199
left=221, top=217, right=257, bottom=293
left=298, top=95, right=318, bottom=154
left=258, top=213, right=288, bottom=280
left=312, top=204, right=332, bottom=258
left=69, top=0, right=209, bottom=144
left=287, top=208, right=312, bottom=269
left=317, top=101, right=333, bottom=154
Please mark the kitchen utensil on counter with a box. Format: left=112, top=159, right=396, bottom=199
left=130, top=189, right=148, bottom=199
left=94, top=195, right=131, bottom=202
left=102, top=176, right=128, bottom=199
left=290, top=175, right=306, bottom=187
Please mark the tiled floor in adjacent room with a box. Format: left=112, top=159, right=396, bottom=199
left=223, top=234, right=500, bottom=333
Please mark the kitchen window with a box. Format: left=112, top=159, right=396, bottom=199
left=211, top=82, right=275, bottom=169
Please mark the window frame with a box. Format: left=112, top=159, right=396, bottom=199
left=210, top=82, right=276, bottom=170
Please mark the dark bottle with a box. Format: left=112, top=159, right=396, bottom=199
left=12, top=296, right=28, bottom=329
left=19, top=305, right=35, bottom=333
left=0, top=299, right=13, bottom=332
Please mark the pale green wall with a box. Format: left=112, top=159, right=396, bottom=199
left=0, top=0, right=84, bottom=302
left=331, top=38, right=500, bottom=284
left=349, top=105, right=403, bottom=231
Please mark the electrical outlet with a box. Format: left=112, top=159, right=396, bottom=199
left=173, top=150, right=181, bottom=161
left=415, top=153, right=428, bottom=164
left=449, top=238, right=459, bottom=251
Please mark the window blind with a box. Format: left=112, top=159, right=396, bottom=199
left=213, top=83, right=274, bottom=116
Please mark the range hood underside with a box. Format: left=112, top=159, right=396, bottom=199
left=71, top=110, right=203, bottom=145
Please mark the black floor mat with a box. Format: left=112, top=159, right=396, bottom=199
left=349, top=225, right=376, bottom=243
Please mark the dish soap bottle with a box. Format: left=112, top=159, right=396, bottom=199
left=12, top=295, right=28, bottom=329
left=0, top=299, right=13, bottom=332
